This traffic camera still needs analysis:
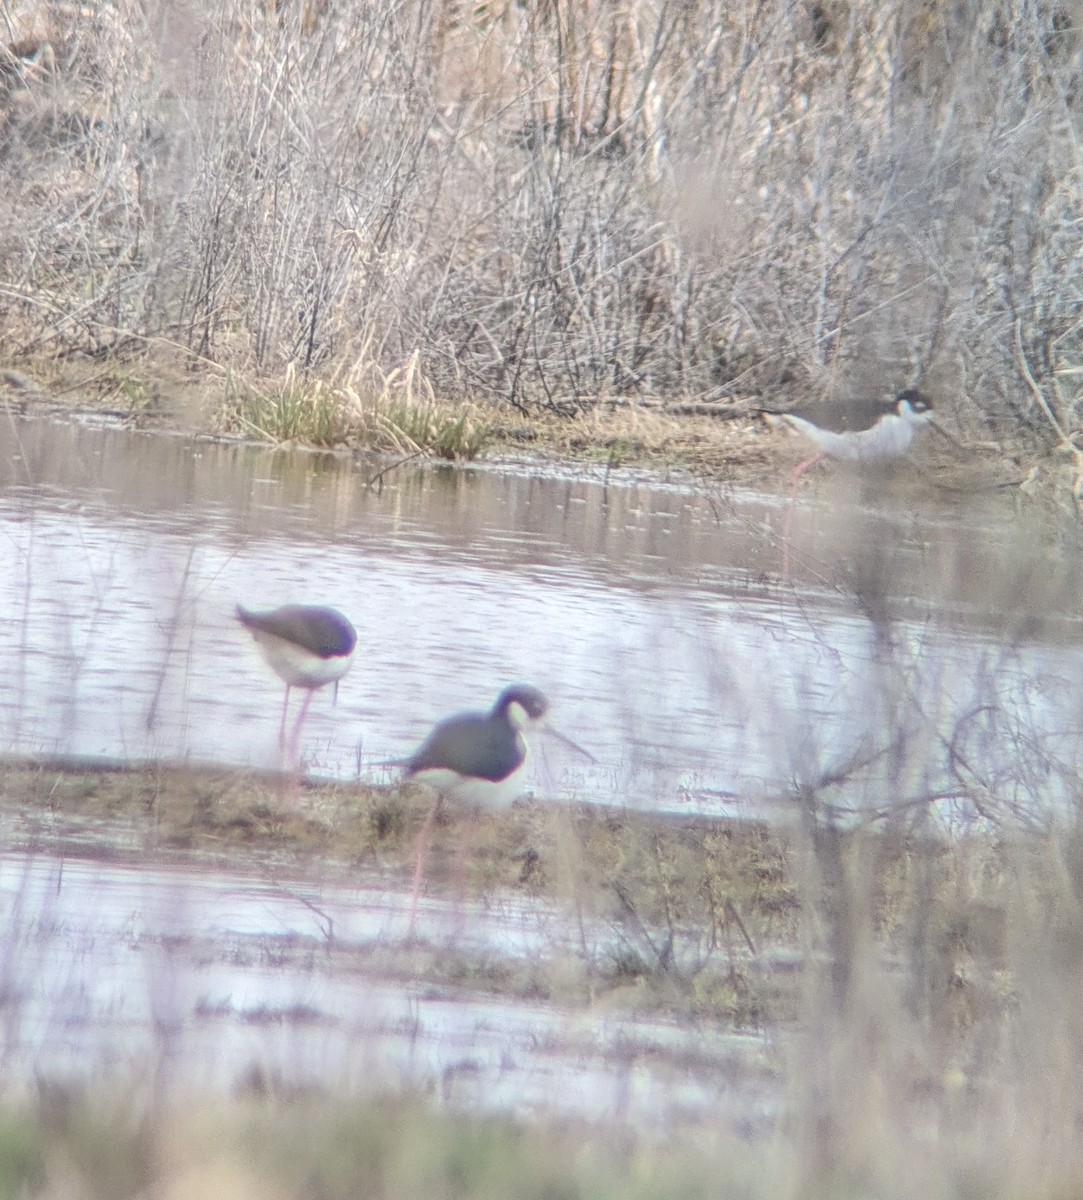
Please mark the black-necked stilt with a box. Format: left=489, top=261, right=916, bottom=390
left=770, top=389, right=935, bottom=481
left=766, top=389, right=935, bottom=574
left=402, top=684, right=590, bottom=931
left=236, top=604, right=356, bottom=761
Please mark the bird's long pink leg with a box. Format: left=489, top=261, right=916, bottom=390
left=782, top=452, right=824, bottom=580
left=408, top=793, right=443, bottom=937
left=287, top=689, right=314, bottom=769
left=278, top=685, right=292, bottom=749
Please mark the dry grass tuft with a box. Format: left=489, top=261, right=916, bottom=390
left=494, top=404, right=774, bottom=479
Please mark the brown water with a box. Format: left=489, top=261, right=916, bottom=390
left=2, top=414, right=1082, bottom=820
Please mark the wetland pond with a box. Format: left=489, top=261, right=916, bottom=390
left=0, top=413, right=1081, bottom=1135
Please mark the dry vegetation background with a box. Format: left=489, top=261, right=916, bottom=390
left=0, top=0, right=1081, bottom=452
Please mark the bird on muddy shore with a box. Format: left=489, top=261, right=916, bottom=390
left=236, top=604, right=357, bottom=762
left=401, top=683, right=593, bottom=934
left=766, top=389, right=935, bottom=482
left=764, top=389, right=936, bottom=575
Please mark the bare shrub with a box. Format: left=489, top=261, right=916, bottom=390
left=0, top=0, right=1078, bottom=448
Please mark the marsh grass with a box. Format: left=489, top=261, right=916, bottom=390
left=5, top=728, right=1083, bottom=1197
left=222, top=368, right=351, bottom=448
left=219, top=355, right=492, bottom=458
left=351, top=351, right=492, bottom=461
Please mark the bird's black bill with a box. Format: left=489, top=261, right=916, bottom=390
left=927, top=417, right=964, bottom=448
left=543, top=724, right=598, bottom=764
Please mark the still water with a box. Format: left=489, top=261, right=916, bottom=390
left=2, top=415, right=1083, bottom=821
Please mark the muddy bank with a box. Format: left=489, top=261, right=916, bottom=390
left=1, top=362, right=1036, bottom=499
left=0, top=754, right=795, bottom=936
left=0, top=752, right=1008, bottom=1026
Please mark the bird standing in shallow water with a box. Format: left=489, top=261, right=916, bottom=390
left=402, top=684, right=590, bottom=934
left=772, top=389, right=935, bottom=479
left=236, top=604, right=356, bottom=765
left=765, top=389, right=935, bottom=576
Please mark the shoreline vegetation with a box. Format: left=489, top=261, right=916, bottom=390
left=0, top=354, right=1039, bottom=501
left=1, top=1, right=1082, bottom=499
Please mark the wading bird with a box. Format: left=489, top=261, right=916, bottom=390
left=765, top=389, right=935, bottom=576
left=401, top=684, right=592, bottom=933
left=236, top=603, right=356, bottom=764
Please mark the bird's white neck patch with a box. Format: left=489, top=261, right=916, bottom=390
left=897, top=398, right=933, bottom=425
left=506, top=700, right=534, bottom=730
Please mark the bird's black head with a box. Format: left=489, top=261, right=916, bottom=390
left=493, top=684, right=550, bottom=726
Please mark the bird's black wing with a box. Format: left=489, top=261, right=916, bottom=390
left=236, top=605, right=356, bottom=657
left=405, top=713, right=523, bottom=782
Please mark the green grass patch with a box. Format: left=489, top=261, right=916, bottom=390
left=220, top=367, right=353, bottom=447
left=218, top=355, right=493, bottom=460
left=0, top=1095, right=755, bottom=1200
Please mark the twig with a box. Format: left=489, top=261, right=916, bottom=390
left=364, top=450, right=425, bottom=492
left=724, top=898, right=758, bottom=957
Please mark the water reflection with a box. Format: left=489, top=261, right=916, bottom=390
left=2, top=415, right=1083, bottom=821
left=0, top=849, right=776, bottom=1132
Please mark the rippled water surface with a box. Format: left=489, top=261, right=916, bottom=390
left=3, top=416, right=1083, bottom=820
